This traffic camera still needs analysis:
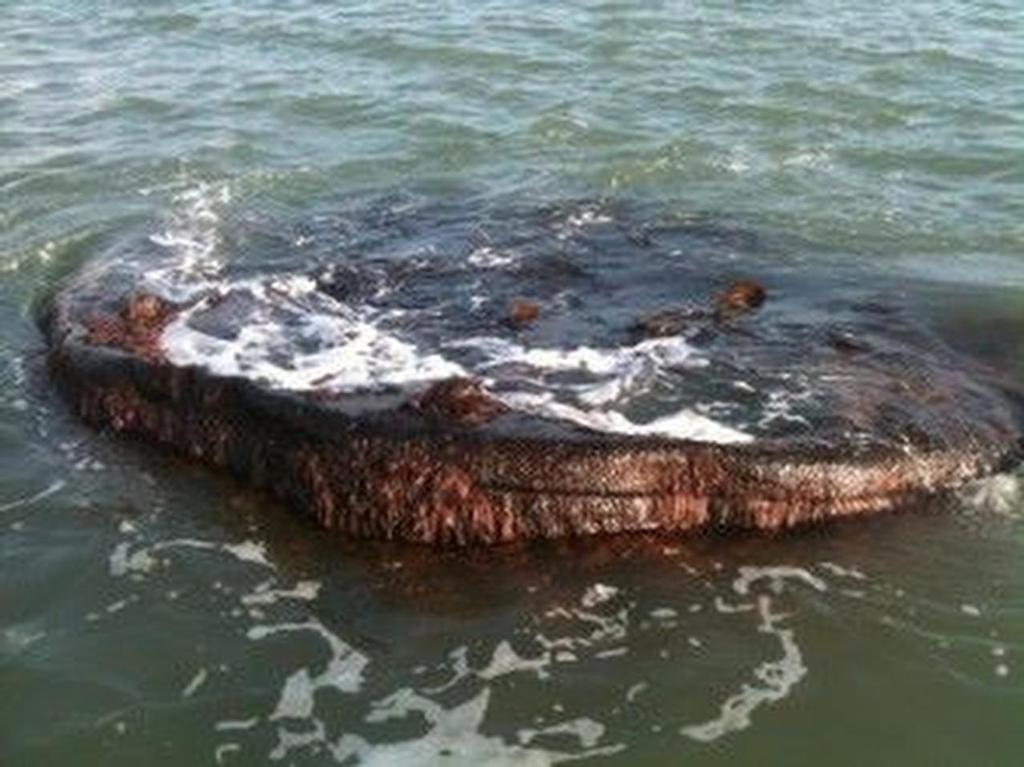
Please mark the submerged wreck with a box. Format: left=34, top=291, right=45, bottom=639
left=42, top=197, right=1022, bottom=544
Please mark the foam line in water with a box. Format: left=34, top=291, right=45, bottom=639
left=681, top=567, right=825, bottom=742
left=99, top=527, right=863, bottom=760
left=162, top=283, right=466, bottom=392
left=681, top=593, right=806, bottom=743
left=444, top=333, right=753, bottom=442
left=162, top=291, right=751, bottom=443
left=0, top=478, right=65, bottom=514
left=448, top=334, right=705, bottom=407
left=502, top=391, right=752, bottom=443
left=108, top=537, right=272, bottom=578
left=247, top=618, right=369, bottom=712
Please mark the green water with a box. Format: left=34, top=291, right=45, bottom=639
left=2, top=1, right=1023, bottom=764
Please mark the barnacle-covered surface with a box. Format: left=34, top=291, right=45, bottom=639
left=43, top=195, right=1022, bottom=543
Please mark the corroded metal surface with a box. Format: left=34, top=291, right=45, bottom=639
left=42, top=274, right=1023, bottom=545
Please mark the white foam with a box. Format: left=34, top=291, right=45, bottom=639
left=519, top=718, right=608, bottom=749
left=819, top=562, right=868, bottom=581
left=733, top=566, right=827, bottom=596
left=682, top=566, right=824, bottom=742
left=961, top=472, right=1023, bottom=518
left=214, top=744, right=241, bottom=765
left=241, top=580, right=321, bottom=606
left=625, top=682, right=648, bottom=703
left=443, top=334, right=750, bottom=442
left=683, top=592, right=807, bottom=743
left=109, top=538, right=272, bottom=578
left=108, top=541, right=157, bottom=577
left=503, top=392, right=751, bottom=443
left=163, top=289, right=465, bottom=393
left=109, top=529, right=615, bottom=764
left=342, top=689, right=546, bottom=765
left=580, top=583, right=619, bottom=609
left=145, top=182, right=232, bottom=299
left=478, top=641, right=552, bottom=681
left=182, top=667, right=208, bottom=698
left=756, top=386, right=814, bottom=431
left=2, top=625, right=46, bottom=651
left=467, top=245, right=519, bottom=269
left=0, top=479, right=66, bottom=514
left=338, top=687, right=623, bottom=766
left=216, top=718, right=259, bottom=732
left=556, top=205, right=614, bottom=240
left=247, top=618, right=369, bottom=719
left=450, top=334, right=703, bottom=406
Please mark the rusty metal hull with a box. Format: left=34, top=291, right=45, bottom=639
left=41, top=277, right=1022, bottom=546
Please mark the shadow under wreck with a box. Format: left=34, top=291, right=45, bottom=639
left=40, top=193, right=1024, bottom=544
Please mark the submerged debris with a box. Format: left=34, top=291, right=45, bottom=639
left=507, top=298, right=541, bottom=328
left=43, top=197, right=1024, bottom=545
left=84, top=292, right=180, bottom=363
left=827, top=329, right=873, bottom=354
left=714, top=279, right=766, bottom=318
left=631, top=306, right=707, bottom=339
left=632, top=279, right=765, bottom=339
left=410, top=377, right=508, bottom=426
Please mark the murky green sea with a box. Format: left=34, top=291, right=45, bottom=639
left=2, top=2, right=1023, bottom=764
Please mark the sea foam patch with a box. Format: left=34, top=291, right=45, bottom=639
left=99, top=514, right=1013, bottom=764
left=162, top=282, right=466, bottom=393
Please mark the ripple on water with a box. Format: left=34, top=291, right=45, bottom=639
left=89, top=520, right=933, bottom=763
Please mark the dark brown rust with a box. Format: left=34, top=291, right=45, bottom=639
left=507, top=298, right=541, bottom=328
left=715, top=279, right=766, bottom=318
left=83, top=292, right=180, bottom=363
left=409, top=377, right=508, bottom=426
left=42, top=284, right=1022, bottom=546
left=632, top=279, right=767, bottom=340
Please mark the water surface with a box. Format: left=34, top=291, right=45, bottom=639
left=2, top=1, right=1023, bottom=764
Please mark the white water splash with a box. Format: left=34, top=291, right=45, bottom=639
left=502, top=391, right=751, bottom=443
left=450, top=334, right=750, bottom=442
left=145, top=182, right=232, bottom=299
left=580, top=583, right=619, bottom=608
left=467, top=244, right=519, bottom=269
left=960, top=472, right=1023, bottom=518
left=448, top=333, right=704, bottom=407
left=162, top=281, right=465, bottom=392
